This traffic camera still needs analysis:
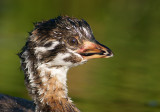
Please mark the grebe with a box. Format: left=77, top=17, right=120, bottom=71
left=0, top=16, right=113, bottom=112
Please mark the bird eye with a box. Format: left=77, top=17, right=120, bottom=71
left=68, top=37, right=78, bottom=46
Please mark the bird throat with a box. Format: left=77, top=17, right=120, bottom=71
left=23, top=59, right=79, bottom=112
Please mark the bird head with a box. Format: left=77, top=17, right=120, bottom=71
left=20, top=16, right=113, bottom=68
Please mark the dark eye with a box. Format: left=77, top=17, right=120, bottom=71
left=68, top=37, right=78, bottom=46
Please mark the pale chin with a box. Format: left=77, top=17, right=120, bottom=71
left=81, top=58, right=88, bottom=64
left=71, top=58, right=88, bottom=67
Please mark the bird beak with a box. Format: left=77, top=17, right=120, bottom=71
left=77, top=40, right=113, bottom=60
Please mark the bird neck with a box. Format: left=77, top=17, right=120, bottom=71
left=36, top=64, right=68, bottom=99
left=24, top=61, right=79, bottom=112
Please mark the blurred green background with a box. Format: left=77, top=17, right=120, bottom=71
left=0, top=0, right=160, bottom=112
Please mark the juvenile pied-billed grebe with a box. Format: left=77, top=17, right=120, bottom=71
left=0, top=16, right=113, bottom=112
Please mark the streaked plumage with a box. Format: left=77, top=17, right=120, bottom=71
left=0, top=16, right=113, bottom=112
